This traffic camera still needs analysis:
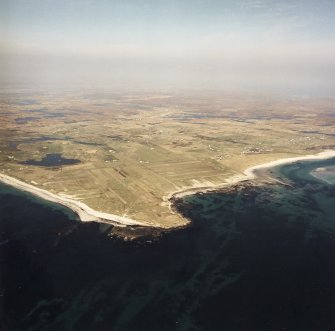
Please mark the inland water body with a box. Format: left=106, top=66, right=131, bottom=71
left=20, top=153, right=80, bottom=167
left=1, top=158, right=335, bottom=331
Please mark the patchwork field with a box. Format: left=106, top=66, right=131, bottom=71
left=0, top=90, right=334, bottom=227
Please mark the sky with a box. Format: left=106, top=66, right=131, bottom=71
left=1, top=0, right=335, bottom=94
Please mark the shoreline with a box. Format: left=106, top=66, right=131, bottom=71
left=167, top=150, right=335, bottom=201
left=1, top=150, right=334, bottom=229
left=0, top=173, right=155, bottom=228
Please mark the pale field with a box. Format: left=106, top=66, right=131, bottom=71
left=0, top=90, right=334, bottom=227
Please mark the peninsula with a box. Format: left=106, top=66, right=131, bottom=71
left=1, top=90, right=334, bottom=228
left=1, top=150, right=335, bottom=228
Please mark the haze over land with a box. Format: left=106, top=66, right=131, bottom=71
left=2, top=2, right=335, bottom=329
left=1, top=0, right=335, bottom=95
left=1, top=0, right=335, bottom=227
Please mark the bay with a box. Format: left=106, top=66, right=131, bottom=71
left=1, top=158, right=335, bottom=331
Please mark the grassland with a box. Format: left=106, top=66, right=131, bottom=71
left=0, top=89, right=334, bottom=227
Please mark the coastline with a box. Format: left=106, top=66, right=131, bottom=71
left=0, top=173, right=155, bottom=228
left=1, top=150, right=334, bottom=229
left=167, top=150, right=335, bottom=201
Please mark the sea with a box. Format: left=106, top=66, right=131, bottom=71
left=1, top=158, right=335, bottom=331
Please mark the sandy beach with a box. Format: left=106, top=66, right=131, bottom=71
left=1, top=150, right=334, bottom=228
left=0, top=173, right=154, bottom=228
left=168, top=150, right=335, bottom=200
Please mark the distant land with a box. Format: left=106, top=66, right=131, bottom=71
left=1, top=89, right=335, bottom=228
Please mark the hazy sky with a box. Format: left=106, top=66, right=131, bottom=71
left=1, top=0, right=335, bottom=94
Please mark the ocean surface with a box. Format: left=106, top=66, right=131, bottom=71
left=1, top=158, right=335, bottom=331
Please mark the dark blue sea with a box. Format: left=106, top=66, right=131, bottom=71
left=1, top=158, right=335, bottom=331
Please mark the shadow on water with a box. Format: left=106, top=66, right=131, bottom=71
left=1, top=158, right=335, bottom=330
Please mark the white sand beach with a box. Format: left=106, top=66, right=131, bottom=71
left=0, top=173, right=154, bottom=228
left=168, top=150, right=335, bottom=200
left=1, top=150, right=335, bottom=228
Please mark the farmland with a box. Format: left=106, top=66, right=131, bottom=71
left=1, top=90, right=334, bottom=227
